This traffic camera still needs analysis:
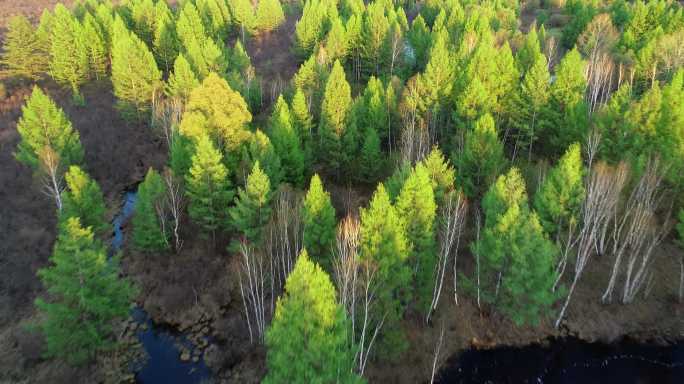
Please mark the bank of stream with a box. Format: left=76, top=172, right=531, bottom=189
left=112, top=190, right=681, bottom=384
left=111, top=190, right=212, bottom=384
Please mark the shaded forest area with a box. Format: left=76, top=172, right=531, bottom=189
left=0, top=0, right=683, bottom=383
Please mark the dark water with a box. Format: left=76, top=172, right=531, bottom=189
left=110, top=190, right=212, bottom=384
left=436, top=337, right=684, bottom=384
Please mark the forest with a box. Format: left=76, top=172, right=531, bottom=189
left=0, top=0, right=682, bottom=382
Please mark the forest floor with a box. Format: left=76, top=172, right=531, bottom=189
left=0, top=3, right=682, bottom=384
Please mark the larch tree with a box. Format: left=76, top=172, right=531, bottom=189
left=15, top=87, right=84, bottom=210
left=515, top=25, right=542, bottom=76
left=49, top=4, right=90, bottom=103
left=179, top=73, right=252, bottom=167
left=302, top=174, right=337, bottom=270
left=360, top=0, right=390, bottom=76
left=196, top=0, right=233, bottom=40
left=230, top=161, right=272, bottom=245
left=419, top=147, right=456, bottom=205
left=264, top=249, right=362, bottom=384
left=407, top=14, right=431, bottom=70
left=245, top=129, right=283, bottom=188
left=294, top=0, right=329, bottom=57
left=323, top=17, right=349, bottom=64
left=395, top=164, right=437, bottom=313
left=469, top=168, right=560, bottom=326
left=165, top=53, right=200, bottom=103
left=359, top=183, right=411, bottom=355
left=153, top=0, right=180, bottom=72
left=456, top=113, right=506, bottom=198
left=542, top=48, right=589, bottom=155
left=111, top=17, right=162, bottom=120
left=176, top=2, right=227, bottom=78
left=359, top=127, right=383, bottom=183
left=132, top=168, right=169, bottom=252
left=169, top=131, right=195, bottom=180
left=534, top=143, right=586, bottom=236
left=318, top=60, right=353, bottom=176
left=290, top=87, right=314, bottom=164
left=230, top=0, right=257, bottom=41
left=269, top=96, right=306, bottom=186
left=360, top=76, right=389, bottom=142
left=82, top=13, right=108, bottom=81
left=59, top=166, right=108, bottom=238
left=185, top=135, right=234, bottom=240
left=0, top=15, right=49, bottom=80
left=255, top=0, right=285, bottom=32
left=35, top=217, right=135, bottom=365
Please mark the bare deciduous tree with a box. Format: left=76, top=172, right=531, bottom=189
left=555, top=161, right=628, bottom=328
left=602, top=160, right=671, bottom=304
left=238, top=242, right=270, bottom=343
left=162, top=168, right=184, bottom=252
left=151, top=93, right=183, bottom=148
left=38, top=146, right=64, bottom=211
left=427, top=192, right=467, bottom=323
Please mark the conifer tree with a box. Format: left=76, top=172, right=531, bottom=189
left=323, top=17, right=348, bottom=64
left=0, top=15, right=49, bottom=80
left=269, top=96, right=306, bottom=186
left=230, top=0, right=257, bottom=40
left=230, top=161, right=272, bottom=244
left=59, top=166, right=107, bottom=238
left=360, top=1, right=390, bottom=75
left=290, top=87, right=314, bottom=164
left=395, top=164, right=437, bottom=313
left=302, top=174, right=337, bottom=270
left=197, top=0, right=232, bottom=40
left=153, top=0, right=179, bottom=72
left=294, top=0, right=329, bottom=57
left=35, top=9, right=55, bottom=56
left=245, top=129, right=283, bottom=187
left=169, top=131, right=195, bottom=180
left=82, top=13, right=108, bottom=80
left=111, top=17, right=162, bottom=120
left=130, top=0, right=157, bottom=46
left=542, top=48, right=588, bottom=155
left=318, top=60, right=353, bottom=175
left=469, top=168, right=559, bottom=325
left=16, top=87, right=84, bottom=209
left=516, top=26, right=542, bottom=75
left=176, top=2, right=227, bottom=78
left=179, top=73, right=252, bottom=166
left=359, top=184, right=411, bottom=354
left=422, top=28, right=455, bottom=109
left=132, top=168, right=169, bottom=252
left=360, top=76, right=389, bottom=142
left=456, top=113, right=506, bottom=197
left=534, top=143, right=585, bottom=235
left=510, top=52, right=550, bottom=158
left=419, top=147, right=456, bottom=205
left=35, top=217, right=135, bottom=365
left=359, top=127, right=382, bottom=183
left=185, top=135, right=234, bottom=239
left=49, top=5, right=90, bottom=103
left=165, top=53, right=200, bottom=103
left=264, top=249, right=361, bottom=384
left=407, top=14, right=431, bottom=70
left=256, top=0, right=285, bottom=32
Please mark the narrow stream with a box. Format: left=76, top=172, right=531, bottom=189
left=435, top=337, right=684, bottom=384
left=111, top=190, right=213, bottom=384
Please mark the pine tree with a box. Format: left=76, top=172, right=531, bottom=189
left=269, top=96, right=306, bottom=186
left=15, top=86, right=84, bottom=171
left=230, top=0, right=257, bottom=40
left=111, top=17, right=162, bottom=120
left=510, top=52, right=550, bottom=158
left=302, top=174, right=337, bottom=270
left=255, top=0, right=285, bottom=32
left=264, top=249, right=361, bottom=384
left=456, top=113, right=506, bottom=197
left=0, top=15, right=49, bottom=80
left=419, top=147, right=456, bottom=205
left=153, top=0, right=179, bottom=72
left=245, top=129, right=283, bottom=187
left=132, top=168, right=169, bottom=252
left=290, top=87, right=314, bottom=165
left=359, top=127, right=382, bottom=183
left=469, top=168, right=560, bottom=325
left=176, top=2, right=227, bottom=78
left=165, top=53, right=200, bottom=102
left=179, top=73, right=252, bottom=166
left=542, top=48, right=588, bottom=155
left=359, top=183, right=411, bottom=354
left=534, top=143, right=586, bottom=235
left=395, top=164, right=437, bottom=313
left=35, top=217, right=135, bottom=365
left=82, top=13, right=108, bottom=80
left=185, top=135, right=234, bottom=239
left=318, top=60, right=352, bottom=175
left=230, top=161, right=272, bottom=244
left=49, top=5, right=90, bottom=103
left=59, top=166, right=107, bottom=238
